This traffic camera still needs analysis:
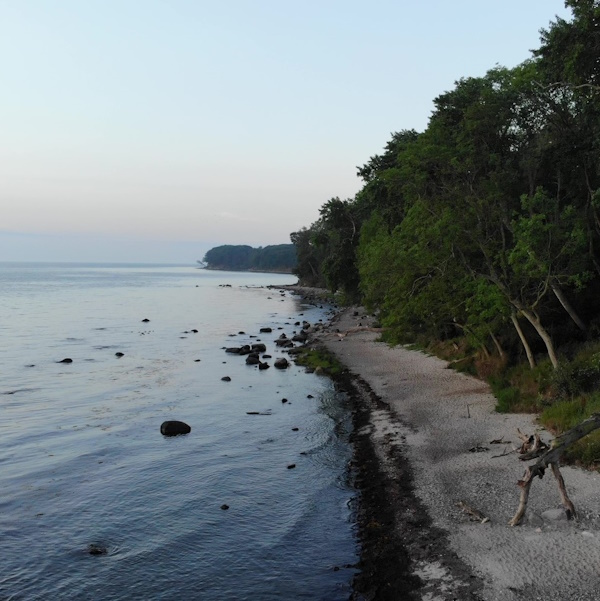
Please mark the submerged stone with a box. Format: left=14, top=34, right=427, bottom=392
left=87, top=544, right=107, bottom=556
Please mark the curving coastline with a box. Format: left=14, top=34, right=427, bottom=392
left=288, top=286, right=600, bottom=601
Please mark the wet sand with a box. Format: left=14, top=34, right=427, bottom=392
left=290, top=289, right=600, bottom=601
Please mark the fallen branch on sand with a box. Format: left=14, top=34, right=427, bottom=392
left=509, top=413, right=600, bottom=526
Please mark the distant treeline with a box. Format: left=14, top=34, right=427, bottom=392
left=202, top=244, right=297, bottom=273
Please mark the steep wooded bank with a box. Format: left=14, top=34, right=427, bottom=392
left=290, top=1, right=600, bottom=464
left=202, top=244, right=297, bottom=273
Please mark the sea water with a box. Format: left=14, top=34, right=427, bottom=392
left=0, top=263, right=357, bottom=600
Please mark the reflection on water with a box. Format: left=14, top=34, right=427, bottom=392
left=0, top=264, right=357, bottom=600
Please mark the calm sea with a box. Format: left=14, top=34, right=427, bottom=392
left=0, top=263, right=357, bottom=600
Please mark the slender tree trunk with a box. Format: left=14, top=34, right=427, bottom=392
left=551, top=283, right=587, bottom=333
left=489, top=330, right=505, bottom=359
left=511, top=312, right=536, bottom=369
left=519, top=308, right=559, bottom=369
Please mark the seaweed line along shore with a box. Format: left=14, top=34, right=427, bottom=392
left=286, top=285, right=600, bottom=601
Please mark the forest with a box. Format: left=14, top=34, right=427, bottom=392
left=290, top=1, right=600, bottom=463
left=202, top=244, right=297, bottom=273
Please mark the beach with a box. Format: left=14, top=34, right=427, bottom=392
left=292, top=288, right=600, bottom=601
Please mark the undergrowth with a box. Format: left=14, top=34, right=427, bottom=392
left=295, top=347, right=345, bottom=376
left=420, top=336, right=600, bottom=468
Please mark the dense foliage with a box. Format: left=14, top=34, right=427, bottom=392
left=291, top=3, right=600, bottom=457
left=291, top=1, right=600, bottom=372
left=202, top=244, right=297, bottom=272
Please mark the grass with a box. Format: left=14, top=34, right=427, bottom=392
left=488, top=347, right=600, bottom=468
left=294, top=347, right=346, bottom=376
left=362, top=321, right=600, bottom=467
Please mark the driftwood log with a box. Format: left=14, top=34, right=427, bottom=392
left=509, top=413, right=600, bottom=526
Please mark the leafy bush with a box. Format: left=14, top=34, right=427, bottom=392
left=551, top=350, right=600, bottom=398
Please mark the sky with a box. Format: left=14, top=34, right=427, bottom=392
left=0, top=0, right=572, bottom=263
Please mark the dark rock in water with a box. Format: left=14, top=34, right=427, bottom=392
left=221, top=376, right=231, bottom=382
left=238, top=345, right=252, bottom=356
left=287, top=464, right=296, bottom=469
left=262, top=354, right=272, bottom=359
left=291, top=427, right=299, bottom=431
left=225, top=347, right=241, bottom=354
left=246, top=354, right=260, bottom=365
left=278, top=333, right=288, bottom=339
left=58, top=358, right=73, bottom=363
left=191, top=329, right=198, bottom=333
left=281, top=398, right=288, bottom=404
left=160, top=420, right=191, bottom=436
left=307, top=394, right=314, bottom=399
left=274, top=358, right=289, bottom=369
left=251, top=343, right=266, bottom=353
left=292, top=332, right=308, bottom=342
left=194, top=359, right=201, bottom=362
left=87, top=544, right=107, bottom=556
left=26, top=364, right=35, bottom=368
left=142, top=318, right=150, bottom=322
left=238, top=331, right=245, bottom=335
left=115, top=352, right=124, bottom=357
left=258, top=362, right=270, bottom=370
left=220, top=504, right=229, bottom=510
left=260, top=327, right=272, bottom=333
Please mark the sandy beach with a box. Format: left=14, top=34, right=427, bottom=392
left=296, top=292, right=600, bottom=600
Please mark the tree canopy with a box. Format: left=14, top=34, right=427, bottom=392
left=290, top=2, right=600, bottom=369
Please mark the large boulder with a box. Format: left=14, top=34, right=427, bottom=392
left=251, top=343, right=266, bottom=353
left=160, top=420, right=191, bottom=436
left=274, top=358, right=289, bottom=369
left=246, top=353, right=260, bottom=365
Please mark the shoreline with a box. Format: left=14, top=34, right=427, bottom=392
left=287, top=286, right=600, bottom=600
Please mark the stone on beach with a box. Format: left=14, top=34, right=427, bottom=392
left=274, top=358, right=289, bottom=369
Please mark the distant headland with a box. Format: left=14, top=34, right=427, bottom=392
left=199, top=244, right=297, bottom=274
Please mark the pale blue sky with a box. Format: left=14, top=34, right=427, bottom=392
left=1, top=0, right=571, bottom=263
